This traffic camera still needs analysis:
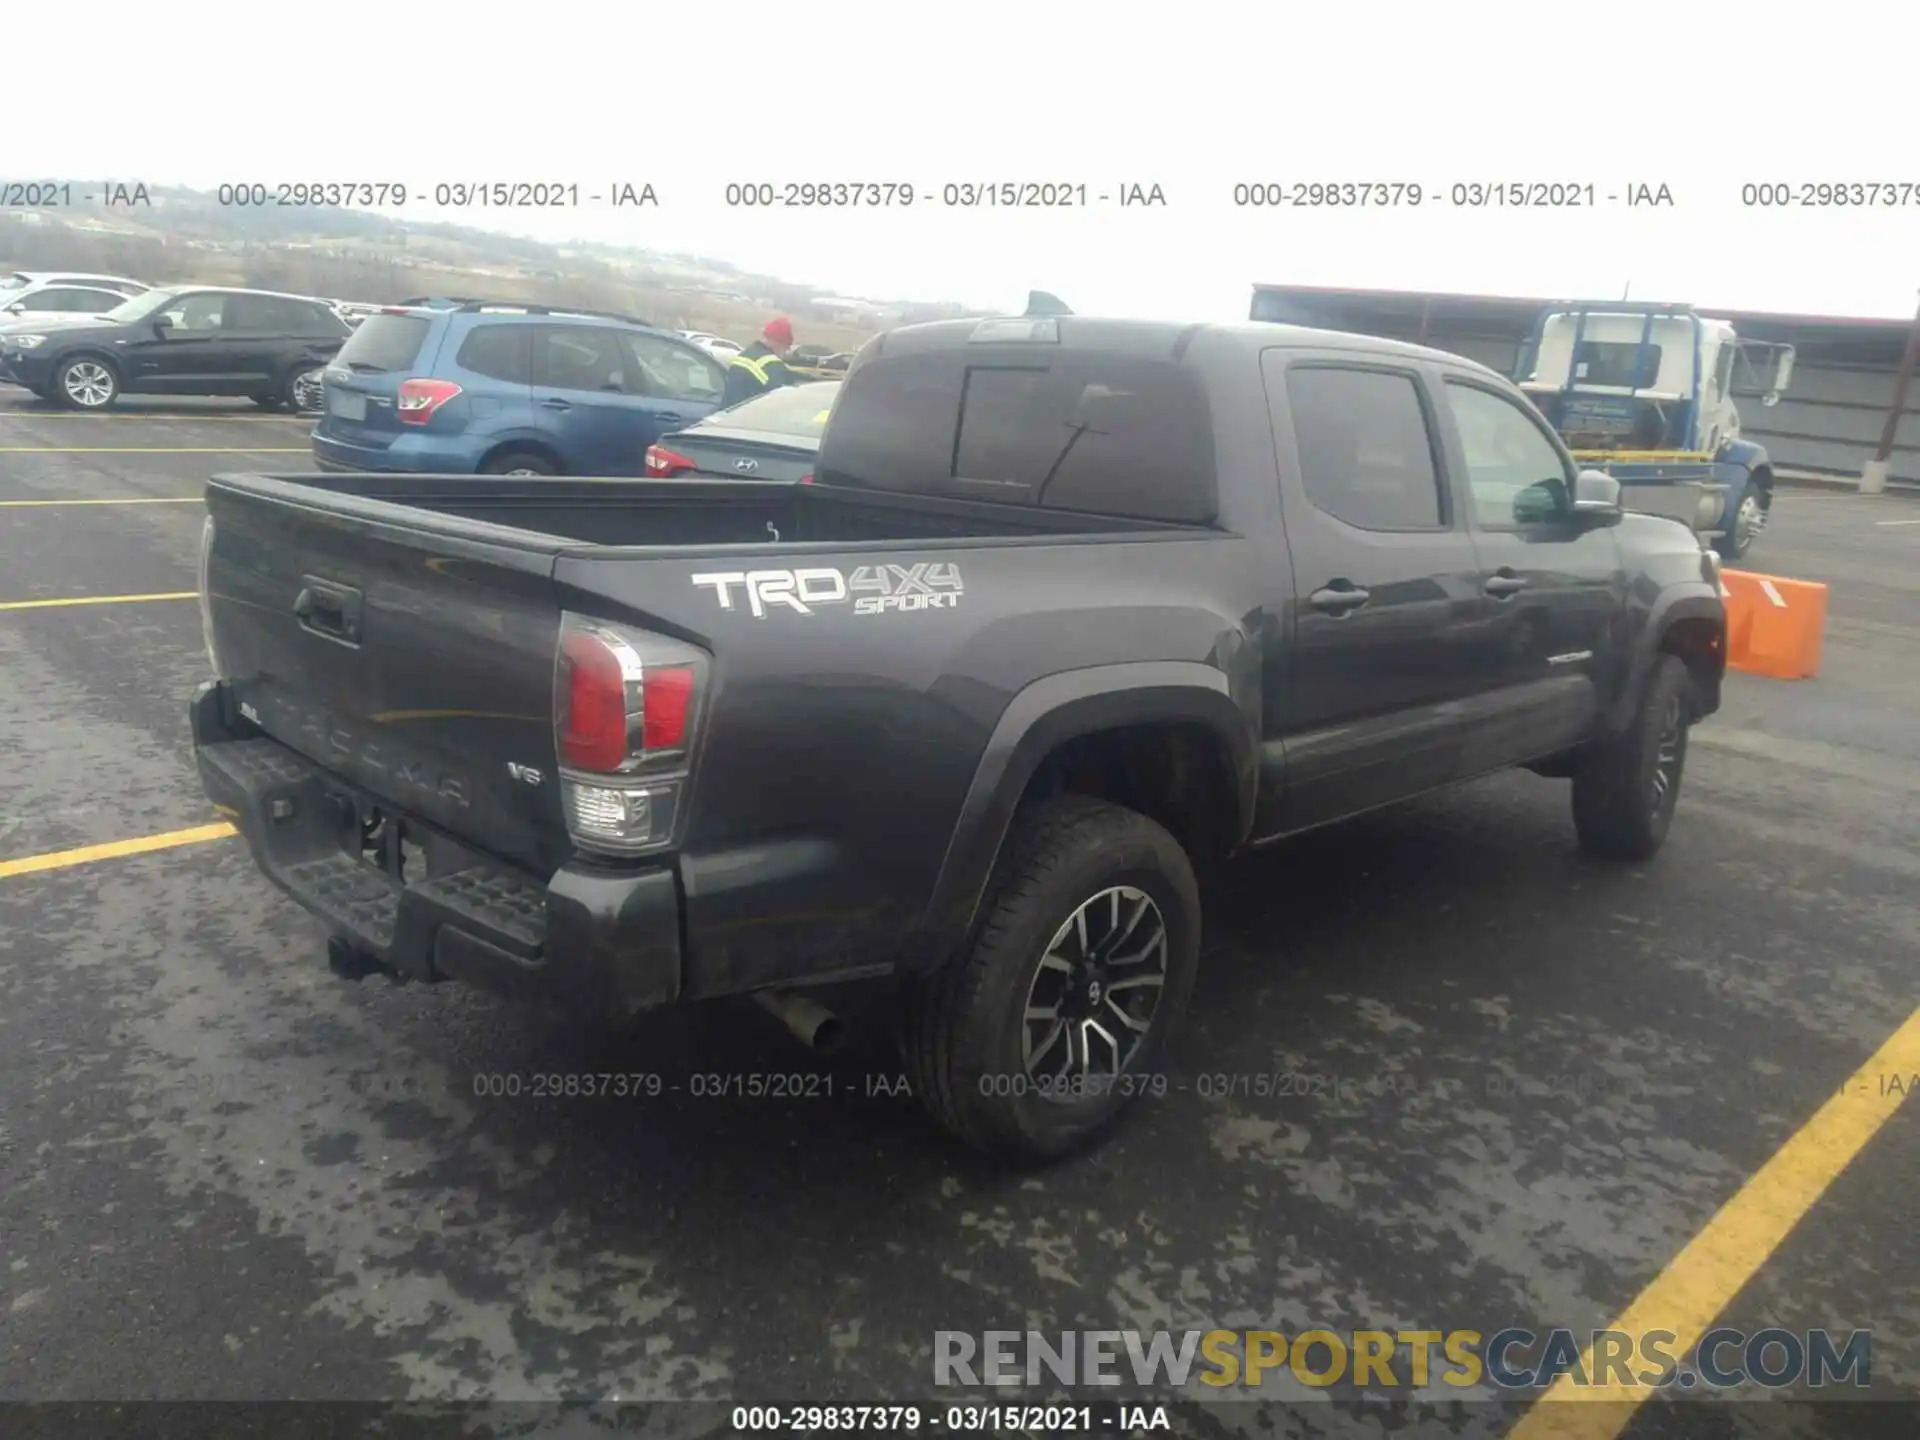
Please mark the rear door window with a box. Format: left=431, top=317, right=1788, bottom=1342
left=27, top=287, right=95, bottom=313
left=228, top=295, right=306, bottom=334
left=818, top=349, right=1215, bottom=524
left=334, top=313, right=432, bottom=373
left=454, top=323, right=534, bottom=384
left=69, top=288, right=128, bottom=314
left=1284, top=366, right=1447, bottom=530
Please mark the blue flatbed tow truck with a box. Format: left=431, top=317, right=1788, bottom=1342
left=1513, top=302, right=1796, bottom=561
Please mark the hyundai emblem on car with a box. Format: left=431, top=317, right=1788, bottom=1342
left=734, top=458, right=759, bottom=472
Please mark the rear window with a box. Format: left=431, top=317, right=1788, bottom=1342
left=1573, top=340, right=1664, bottom=387
left=816, top=350, right=1215, bottom=524
left=455, top=323, right=534, bottom=384
left=335, top=313, right=431, bottom=373
left=713, top=382, right=839, bottom=438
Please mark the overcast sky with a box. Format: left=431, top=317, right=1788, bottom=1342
left=13, top=1, right=1920, bottom=321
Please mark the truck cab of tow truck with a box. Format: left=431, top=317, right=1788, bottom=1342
left=1514, top=303, right=1796, bottom=561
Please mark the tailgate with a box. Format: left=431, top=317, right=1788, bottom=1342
left=202, top=477, right=569, bottom=875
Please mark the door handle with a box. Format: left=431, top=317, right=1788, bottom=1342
left=1308, top=584, right=1371, bottom=614
left=293, top=576, right=363, bottom=645
left=653, top=412, right=686, bottom=425
left=1484, top=573, right=1528, bottom=598
left=540, top=398, right=571, bottom=411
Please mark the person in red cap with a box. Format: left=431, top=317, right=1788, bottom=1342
left=721, top=315, right=802, bottom=408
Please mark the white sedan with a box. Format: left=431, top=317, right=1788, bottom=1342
left=678, top=330, right=742, bottom=360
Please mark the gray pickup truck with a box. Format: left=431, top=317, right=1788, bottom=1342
left=190, top=312, right=1727, bottom=1159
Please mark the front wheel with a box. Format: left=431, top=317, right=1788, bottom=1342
left=901, top=795, right=1201, bottom=1161
left=1572, top=654, right=1692, bottom=861
left=1715, top=486, right=1768, bottom=561
left=55, top=356, right=119, bottom=410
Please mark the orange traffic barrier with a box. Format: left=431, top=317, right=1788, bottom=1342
left=1720, top=568, right=1827, bottom=679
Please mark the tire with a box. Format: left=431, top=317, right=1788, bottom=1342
left=901, top=794, right=1201, bottom=1161
left=250, top=394, right=285, bottom=411
left=1572, top=654, right=1693, bottom=861
left=54, top=355, right=119, bottom=410
left=285, top=364, right=326, bottom=414
left=480, top=450, right=558, bottom=477
left=1715, top=484, right=1768, bottom=561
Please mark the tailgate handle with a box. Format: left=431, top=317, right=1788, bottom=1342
left=294, top=577, right=363, bottom=645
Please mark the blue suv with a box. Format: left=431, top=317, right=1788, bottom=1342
left=310, top=303, right=729, bottom=476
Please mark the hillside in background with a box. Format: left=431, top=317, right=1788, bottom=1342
left=0, top=185, right=988, bottom=351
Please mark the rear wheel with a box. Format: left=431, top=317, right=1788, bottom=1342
left=480, top=450, right=558, bottom=477
left=901, top=795, right=1200, bottom=1161
left=55, top=356, right=119, bottom=410
left=285, top=364, right=326, bottom=414
left=1572, top=654, right=1692, bottom=861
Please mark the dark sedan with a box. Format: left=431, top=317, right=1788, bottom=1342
left=642, top=379, right=839, bottom=482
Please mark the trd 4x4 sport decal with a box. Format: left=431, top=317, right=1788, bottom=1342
left=690, top=563, right=963, bottom=618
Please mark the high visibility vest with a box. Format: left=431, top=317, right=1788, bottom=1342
left=730, top=352, right=778, bottom=386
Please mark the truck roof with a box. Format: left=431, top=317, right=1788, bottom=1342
left=867, top=314, right=1508, bottom=379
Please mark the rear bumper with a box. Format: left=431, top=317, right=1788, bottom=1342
left=310, top=427, right=491, bottom=474
left=190, top=680, right=683, bottom=1019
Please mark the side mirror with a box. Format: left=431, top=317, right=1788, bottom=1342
left=1510, top=481, right=1563, bottom=525
left=1571, top=468, right=1623, bottom=522
left=1762, top=346, right=1795, bottom=407
left=4, top=301, right=23, bottom=314
left=152, top=316, right=173, bottom=336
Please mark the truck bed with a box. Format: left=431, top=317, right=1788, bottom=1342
left=216, top=471, right=1184, bottom=553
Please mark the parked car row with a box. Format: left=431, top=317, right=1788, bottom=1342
left=311, top=300, right=839, bottom=479
left=0, top=264, right=848, bottom=474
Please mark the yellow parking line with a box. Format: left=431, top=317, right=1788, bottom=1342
left=0, top=497, right=201, bottom=507
left=1, top=413, right=311, bottom=422
left=0, top=591, right=197, bottom=611
left=0, top=821, right=237, bottom=881
left=1508, top=1004, right=1920, bottom=1439
left=0, top=446, right=307, bottom=454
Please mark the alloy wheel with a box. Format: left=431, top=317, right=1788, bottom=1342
left=1021, top=885, right=1169, bottom=1093
left=291, top=367, right=325, bottom=412
left=1651, top=693, right=1685, bottom=815
left=62, top=362, right=114, bottom=407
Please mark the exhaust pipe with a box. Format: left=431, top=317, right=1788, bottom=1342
left=751, top=990, right=847, bottom=1055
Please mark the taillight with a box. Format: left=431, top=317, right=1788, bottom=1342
left=397, top=377, right=462, bottom=425
left=559, top=631, right=631, bottom=772
left=553, top=613, right=709, bottom=856
left=644, top=444, right=695, bottom=477
left=641, top=666, right=694, bottom=750
left=799, top=473, right=815, bottom=485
